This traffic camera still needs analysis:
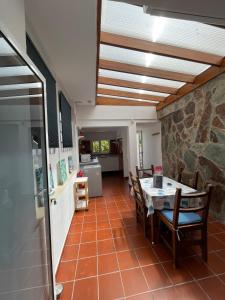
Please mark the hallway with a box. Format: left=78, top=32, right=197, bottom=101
left=57, top=173, right=225, bottom=300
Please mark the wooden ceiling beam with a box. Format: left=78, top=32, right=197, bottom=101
left=101, top=32, right=223, bottom=66
left=0, top=75, right=38, bottom=85
left=98, top=87, right=164, bottom=102
left=98, top=76, right=177, bottom=94
left=97, top=96, right=156, bottom=106
left=99, top=59, right=195, bottom=83
left=157, top=63, right=225, bottom=110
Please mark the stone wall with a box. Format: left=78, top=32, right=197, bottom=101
left=158, top=73, right=225, bottom=222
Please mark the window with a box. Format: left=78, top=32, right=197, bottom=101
left=92, top=140, right=100, bottom=153
left=100, top=140, right=110, bottom=153
left=92, top=140, right=110, bottom=154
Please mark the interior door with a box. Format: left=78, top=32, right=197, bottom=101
left=0, top=32, right=54, bottom=299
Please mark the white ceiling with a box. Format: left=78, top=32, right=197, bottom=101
left=25, top=0, right=98, bottom=105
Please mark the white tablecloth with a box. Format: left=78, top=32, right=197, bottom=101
left=140, top=177, right=197, bottom=216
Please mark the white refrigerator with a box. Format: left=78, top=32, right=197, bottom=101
left=82, top=164, right=102, bottom=197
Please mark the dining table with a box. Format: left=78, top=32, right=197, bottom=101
left=140, top=176, right=197, bottom=243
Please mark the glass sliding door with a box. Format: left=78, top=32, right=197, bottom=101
left=0, top=32, right=53, bottom=299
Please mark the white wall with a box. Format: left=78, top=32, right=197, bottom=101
left=77, top=105, right=158, bottom=178
left=0, top=0, right=26, bottom=50
left=136, top=122, right=162, bottom=168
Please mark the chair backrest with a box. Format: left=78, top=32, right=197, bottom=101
left=136, top=165, right=154, bottom=179
left=129, top=171, right=145, bottom=208
left=172, top=184, right=213, bottom=228
left=177, top=167, right=199, bottom=190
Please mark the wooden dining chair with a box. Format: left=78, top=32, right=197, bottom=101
left=129, top=171, right=148, bottom=237
left=157, top=184, right=213, bottom=268
left=177, top=167, right=199, bottom=189
left=136, top=165, right=154, bottom=179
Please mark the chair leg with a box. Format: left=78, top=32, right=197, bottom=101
left=201, top=228, right=208, bottom=262
left=143, top=214, right=147, bottom=238
left=157, top=217, right=161, bottom=243
left=172, top=231, right=178, bottom=268
left=150, top=215, right=156, bottom=244
left=136, top=203, right=139, bottom=223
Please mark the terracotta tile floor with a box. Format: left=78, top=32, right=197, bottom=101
left=57, top=173, right=225, bottom=300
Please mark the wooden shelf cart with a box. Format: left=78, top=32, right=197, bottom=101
left=74, top=177, right=89, bottom=211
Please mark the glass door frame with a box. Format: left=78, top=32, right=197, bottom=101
left=0, top=26, right=55, bottom=298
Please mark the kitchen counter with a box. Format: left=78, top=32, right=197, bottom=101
left=79, top=157, right=99, bottom=166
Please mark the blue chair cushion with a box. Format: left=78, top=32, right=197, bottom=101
left=161, top=210, right=202, bottom=225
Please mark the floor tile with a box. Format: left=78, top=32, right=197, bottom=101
left=65, top=233, right=81, bottom=245
left=207, top=252, right=225, bottom=274
left=135, top=247, right=158, bottom=266
left=83, top=222, right=97, bottom=232
left=117, top=250, right=139, bottom=270
left=216, top=249, right=225, bottom=261
left=56, top=174, right=225, bottom=300
left=152, top=244, right=172, bottom=262
left=175, top=282, right=208, bottom=300
left=97, top=221, right=111, bottom=229
left=98, top=253, right=119, bottom=274
left=142, top=264, right=171, bottom=290
left=79, top=242, right=97, bottom=258
left=56, top=261, right=76, bottom=282
left=97, top=229, right=113, bottom=240
left=198, top=276, right=225, bottom=300
left=97, top=239, right=115, bottom=255
left=127, top=292, right=153, bottom=300
left=121, top=267, right=148, bottom=296
left=110, top=219, right=124, bottom=228
left=162, top=261, right=193, bottom=284
left=73, top=277, right=98, bottom=300
left=208, top=235, right=225, bottom=252
left=219, top=274, right=225, bottom=283
left=182, top=256, right=213, bottom=279
left=129, top=235, right=150, bottom=249
left=71, top=215, right=83, bottom=225
left=112, top=227, right=126, bottom=238
left=76, top=257, right=97, bottom=279
left=58, top=281, right=74, bottom=300
left=208, top=222, right=225, bottom=235
left=83, top=215, right=96, bottom=223
left=152, top=287, right=179, bottom=300
left=99, top=272, right=124, bottom=300
left=81, top=231, right=96, bottom=243
left=114, top=237, right=132, bottom=251
left=97, top=214, right=109, bottom=222
left=125, top=225, right=143, bottom=236
left=214, top=232, right=225, bottom=244
left=61, top=245, right=79, bottom=261
left=108, top=212, right=121, bottom=219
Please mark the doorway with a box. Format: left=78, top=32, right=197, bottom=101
left=0, top=32, right=53, bottom=299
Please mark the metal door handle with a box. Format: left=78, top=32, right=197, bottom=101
left=51, top=198, right=57, bottom=205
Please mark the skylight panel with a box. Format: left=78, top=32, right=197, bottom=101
left=0, top=82, right=42, bottom=91
left=100, top=44, right=210, bottom=76
left=101, top=0, right=225, bottom=56
left=0, top=38, right=16, bottom=56
left=0, top=66, right=34, bottom=77
left=99, top=69, right=185, bottom=89
left=98, top=83, right=169, bottom=97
